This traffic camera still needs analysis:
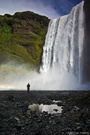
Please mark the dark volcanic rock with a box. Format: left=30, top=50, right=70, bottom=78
left=0, top=91, right=90, bottom=135
left=7, top=95, right=15, bottom=102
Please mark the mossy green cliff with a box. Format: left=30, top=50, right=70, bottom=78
left=0, top=11, right=49, bottom=68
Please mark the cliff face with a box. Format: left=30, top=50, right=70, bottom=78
left=0, top=11, right=49, bottom=68
left=83, top=0, right=90, bottom=82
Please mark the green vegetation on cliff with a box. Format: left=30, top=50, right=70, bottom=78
left=0, top=11, right=49, bottom=68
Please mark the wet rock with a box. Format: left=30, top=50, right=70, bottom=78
left=7, top=95, right=15, bottom=102
left=0, top=103, right=7, bottom=108
left=14, top=117, right=20, bottom=124
left=53, top=109, right=58, bottom=112
left=73, top=106, right=80, bottom=111
left=57, top=102, right=63, bottom=106
left=15, top=125, right=22, bottom=131
left=37, top=119, right=42, bottom=123
left=75, top=126, right=83, bottom=132
left=34, top=132, right=41, bottom=135
left=76, top=122, right=80, bottom=126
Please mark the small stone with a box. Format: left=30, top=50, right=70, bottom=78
left=14, top=117, right=20, bottom=122
left=76, top=126, right=82, bottom=132
left=15, top=125, right=21, bottom=131
left=34, top=132, right=41, bottom=135
left=53, top=109, right=58, bottom=112
left=7, top=95, right=15, bottom=102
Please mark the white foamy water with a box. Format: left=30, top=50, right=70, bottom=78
left=39, top=1, right=90, bottom=90
left=40, top=2, right=84, bottom=82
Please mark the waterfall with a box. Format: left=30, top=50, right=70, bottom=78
left=40, top=1, right=84, bottom=84
left=1, top=2, right=90, bottom=90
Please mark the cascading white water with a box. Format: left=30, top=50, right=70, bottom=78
left=40, top=1, right=84, bottom=84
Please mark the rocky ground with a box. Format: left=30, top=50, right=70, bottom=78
left=0, top=90, right=90, bottom=135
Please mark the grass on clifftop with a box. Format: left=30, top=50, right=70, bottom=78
left=0, top=11, right=49, bottom=68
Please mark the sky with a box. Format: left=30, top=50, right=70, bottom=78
left=0, top=0, right=83, bottom=19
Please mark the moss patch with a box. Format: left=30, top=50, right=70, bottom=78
left=0, top=11, right=49, bottom=68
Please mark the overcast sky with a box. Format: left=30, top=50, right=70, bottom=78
left=0, top=0, right=83, bottom=19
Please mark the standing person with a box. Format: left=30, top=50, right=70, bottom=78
left=27, top=83, right=30, bottom=92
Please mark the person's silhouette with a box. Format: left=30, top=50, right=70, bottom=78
left=27, top=83, right=30, bottom=92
